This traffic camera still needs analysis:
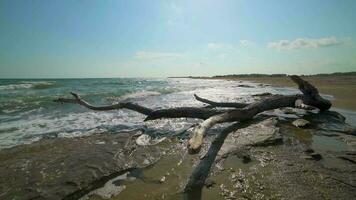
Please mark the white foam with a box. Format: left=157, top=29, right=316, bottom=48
left=0, top=78, right=335, bottom=149
left=119, top=91, right=161, bottom=101
left=0, top=81, right=56, bottom=90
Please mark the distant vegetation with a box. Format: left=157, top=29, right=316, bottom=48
left=169, top=71, right=356, bottom=79
left=213, top=71, right=356, bottom=78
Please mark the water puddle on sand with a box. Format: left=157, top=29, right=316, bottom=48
left=83, top=146, right=265, bottom=200
left=279, top=121, right=355, bottom=169
left=84, top=151, right=196, bottom=200
left=84, top=116, right=356, bottom=200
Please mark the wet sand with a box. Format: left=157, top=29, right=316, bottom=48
left=211, top=75, right=356, bottom=112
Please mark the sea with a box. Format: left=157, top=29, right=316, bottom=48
left=0, top=78, right=355, bottom=149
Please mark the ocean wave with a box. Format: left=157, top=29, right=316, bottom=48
left=0, top=81, right=57, bottom=90
left=119, top=91, right=162, bottom=101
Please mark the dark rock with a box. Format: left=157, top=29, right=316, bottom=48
left=305, top=148, right=314, bottom=154
left=237, top=84, right=254, bottom=88
left=252, top=92, right=273, bottom=97
left=242, top=155, right=252, bottom=163
left=310, top=153, right=322, bottom=161
left=302, top=153, right=322, bottom=161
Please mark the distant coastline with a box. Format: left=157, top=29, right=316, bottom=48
left=168, top=71, right=356, bottom=79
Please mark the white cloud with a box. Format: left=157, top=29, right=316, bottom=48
left=239, top=40, right=254, bottom=47
left=268, top=36, right=345, bottom=50
left=134, top=51, right=184, bottom=60
left=207, top=43, right=233, bottom=50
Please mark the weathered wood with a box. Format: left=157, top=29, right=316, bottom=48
left=194, top=94, right=248, bottom=108
left=54, top=75, right=332, bottom=200
left=187, top=76, right=331, bottom=153
left=54, top=76, right=332, bottom=153
left=183, top=118, right=266, bottom=199
left=54, top=93, right=229, bottom=121
left=290, top=75, right=331, bottom=111
left=54, top=92, right=154, bottom=115
left=183, top=122, right=244, bottom=199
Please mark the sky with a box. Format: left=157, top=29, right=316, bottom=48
left=1, top=0, right=356, bottom=78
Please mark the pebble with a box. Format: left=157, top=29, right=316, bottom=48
left=160, top=176, right=166, bottom=183
left=292, top=119, right=310, bottom=128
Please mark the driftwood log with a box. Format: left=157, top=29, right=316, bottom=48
left=54, top=75, right=331, bottom=199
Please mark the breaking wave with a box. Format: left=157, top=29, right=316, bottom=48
left=0, top=81, right=57, bottom=90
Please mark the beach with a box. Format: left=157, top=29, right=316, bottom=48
left=0, top=77, right=355, bottom=199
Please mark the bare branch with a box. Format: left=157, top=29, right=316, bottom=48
left=54, top=93, right=230, bottom=121
left=144, top=107, right=226, bottom=121
left=184, top=119, right=259, bottom=199
left=194, top=94, right=247, bottom=108
left=54, top=92, right=153, bottom=115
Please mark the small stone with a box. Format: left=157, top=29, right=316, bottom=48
left=159, top=176, right=166, bottom=183
left=242, top=155, right=251, bottom=163
left=283, top=108, right=295, bottom=114
left=136, top=134, right=151, bottom=146
left=292, top=119, right=310, bottom=128
left=302, top=153, right=322, bottom=161
left=143, top=159, right=150, bottom=165
left=237, top=84, right=254, bottom=88
left=304, top=148, right=314, bottom=154
left=310, top=153, right=322, bottom=161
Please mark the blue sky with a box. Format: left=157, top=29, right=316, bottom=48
left=1, top=0, right=356, bottom=78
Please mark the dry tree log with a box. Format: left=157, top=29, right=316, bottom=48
left=182, top=76, right=331, bottom=199
left=183, top=120, right=256, bottom=199
left=55, top=76, right=331, bottom=153
left=55, top=75, right=331, bottom=200
left=187, top=75, right=331, bottom=153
